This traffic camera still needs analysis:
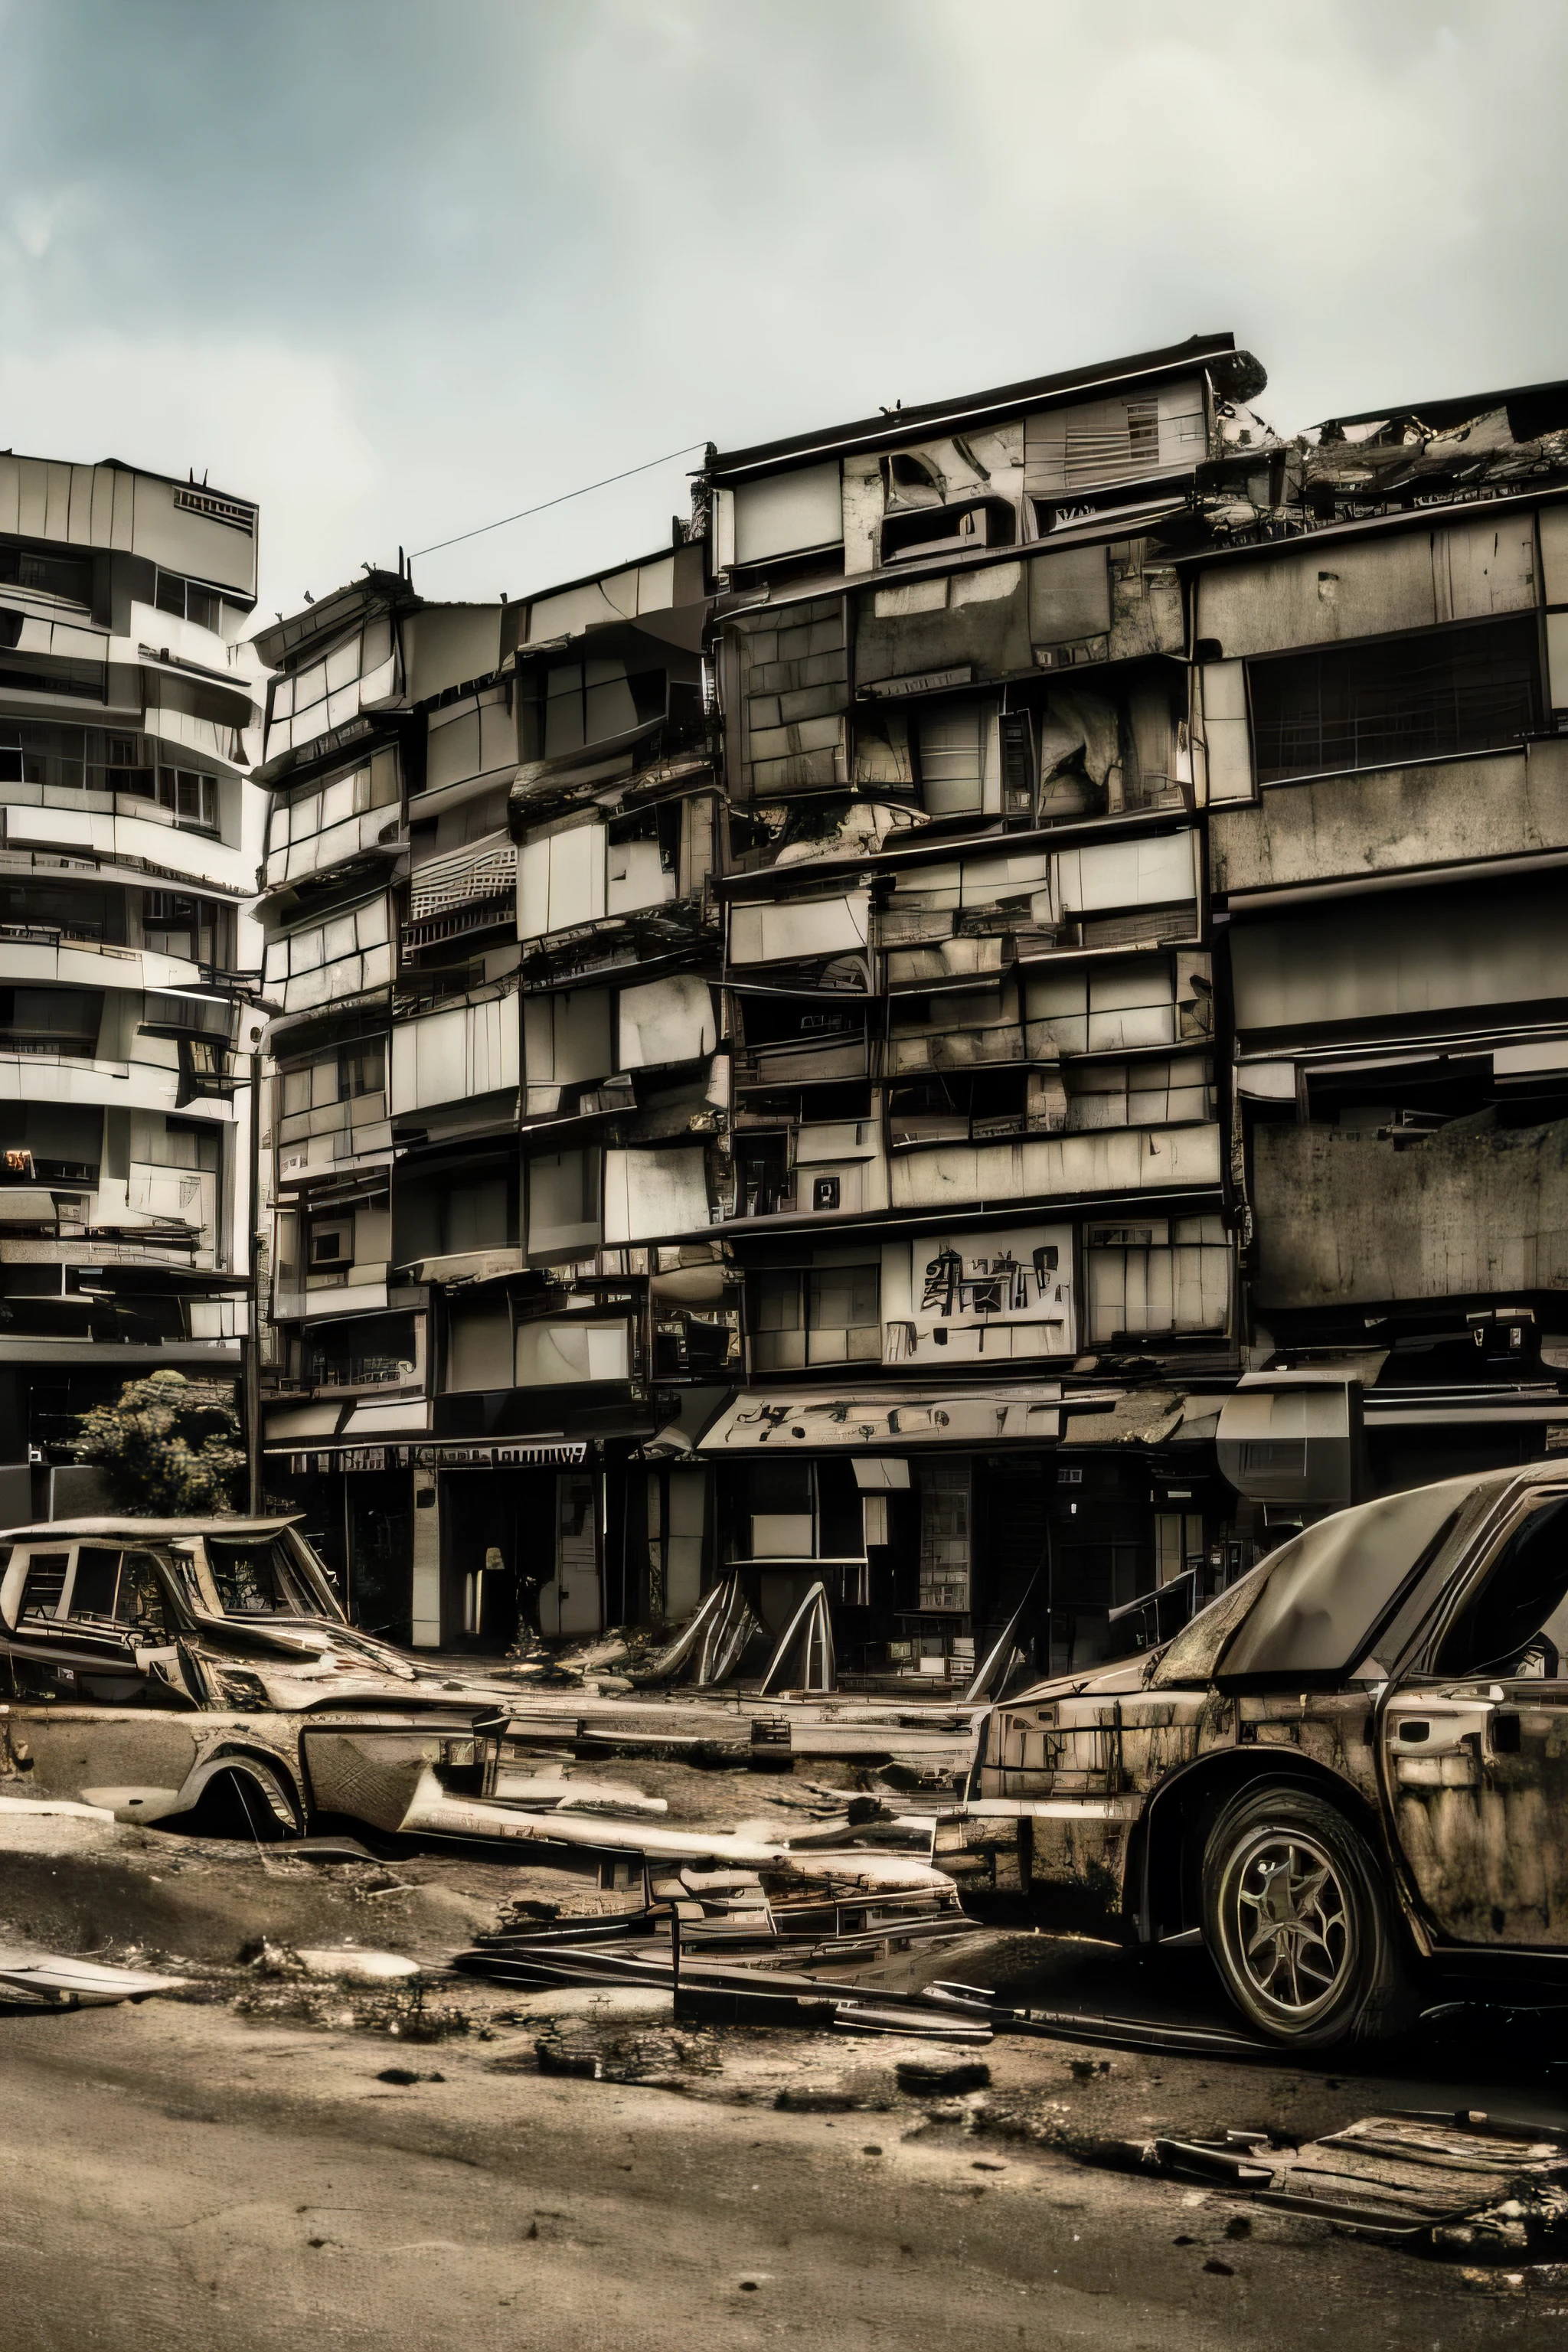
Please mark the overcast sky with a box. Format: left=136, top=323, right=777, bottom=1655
left=1, top=0, right=1564, bottom=618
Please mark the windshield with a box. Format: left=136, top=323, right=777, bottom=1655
left=1218, top=1478, right=1475, bottom=1682
left=204, top=1534, right=315, bottom=1617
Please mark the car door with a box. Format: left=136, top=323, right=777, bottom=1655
left=4, top=1540, right=205, bottom=1814
left=1380, top=1486, right=1568, bottom=1948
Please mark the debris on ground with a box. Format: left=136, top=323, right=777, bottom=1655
left=0, top=1946, right=187, bottom=2007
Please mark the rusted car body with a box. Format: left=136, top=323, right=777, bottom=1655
left=0, top=1517, right=959, bottom=1919
left=0, top=1517, right=512, bottom=1840
left=938, top=1466, right=1568, bottom=2046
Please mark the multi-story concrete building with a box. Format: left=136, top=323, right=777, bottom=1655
left=254, top=532, right=717, bottom=1644
left=1198, top=376, right=1568, bottom=1532
left=695, top=335, right=1264, bottom=1681
left=0, top=450, right=266, bottom=1520
left=253, top=340, right=1568, bottom=1679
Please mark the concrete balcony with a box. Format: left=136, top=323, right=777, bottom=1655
left=732, top=1034, right=868, bottom=1090
left=0, top=789, right=253, bottom=897
left=888, top=1119, right=1223, bottom=1212
left=887, top=1021, right=1031, bottom=1076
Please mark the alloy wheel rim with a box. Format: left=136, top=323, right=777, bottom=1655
left=1226, top=1830, right=1352, bottom=2020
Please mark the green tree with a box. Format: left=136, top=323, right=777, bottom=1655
left=69, top=1370, right=243, bottom=1517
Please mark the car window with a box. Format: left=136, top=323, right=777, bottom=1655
left=1433, top=1493, right=1568, bottom=1680
left=69, top=1544, right=122, bottom=1620
left=116, top=1552, right=173, bottom=1636
left=205, top=1535, right=310, bottom=1616
left=18, top=1550, right=70, bottom=1622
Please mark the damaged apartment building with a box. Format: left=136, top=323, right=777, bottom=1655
left=253, top=331, right=1568, bottom=1678
left=0, top=450, right=265, bottom=1516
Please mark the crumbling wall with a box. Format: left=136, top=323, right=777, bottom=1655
left=1211, top=740, right=1568, bottom=897
left=1253, top=1111, right=1568, bottom=1306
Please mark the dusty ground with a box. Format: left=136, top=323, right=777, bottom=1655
left=4, top=1762, right=1567, bottom=2351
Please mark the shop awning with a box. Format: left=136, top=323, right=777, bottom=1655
left=266, top=1436, right=590, bottom=1469
left=697, top=1383, right=1073, bottom=1452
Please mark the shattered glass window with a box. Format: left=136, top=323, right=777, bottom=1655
left=205, top=1536, right=312, bottom=1617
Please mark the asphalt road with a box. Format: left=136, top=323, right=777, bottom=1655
left=3, top=1984, right=1566, bottom=2352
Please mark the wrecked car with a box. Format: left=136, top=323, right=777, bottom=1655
left=0, top=1518, right=959, bottom=1909
left=939, top=1466, right=1568, bottom=2049
left=0, top=1516, right=516, bottom=1839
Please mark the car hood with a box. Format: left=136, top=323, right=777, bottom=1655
left=1001, top=1657, right=1157, bottom=1707
left=185, top=1613, right=517, bottom=1713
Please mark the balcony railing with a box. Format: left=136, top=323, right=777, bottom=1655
left=732, top=1036, right=867, bottom=1089
left=305, top=1356, right=413, bottom=1390
left=887, top=1023, right=1028, bottom=1076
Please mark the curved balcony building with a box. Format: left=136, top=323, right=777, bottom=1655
left=0, top=451, right=266, bottom=1515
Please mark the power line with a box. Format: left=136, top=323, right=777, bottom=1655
left=408, top=440, right=708, bottom=560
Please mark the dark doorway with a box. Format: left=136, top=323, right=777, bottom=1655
left=440, top=1468, right=556, bottom=1652
left=345, top=1468, right=413, bottom=1645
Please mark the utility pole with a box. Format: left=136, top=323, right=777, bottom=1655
left=243, top=1040, right=263, bottom=1516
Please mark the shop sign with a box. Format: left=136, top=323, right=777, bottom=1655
left=884, top=1222, right=1075, bottom=1365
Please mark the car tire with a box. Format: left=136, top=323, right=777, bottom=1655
left=1200, top=1782, right=1416, bottom=2050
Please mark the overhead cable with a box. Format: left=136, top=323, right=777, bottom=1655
left=408, top=441, right=708, bottom=559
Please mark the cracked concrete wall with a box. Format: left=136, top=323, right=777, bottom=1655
left=1253, top=1111, right=1568, bottom=1308
left=1211, top=739, right=1568, bottom=897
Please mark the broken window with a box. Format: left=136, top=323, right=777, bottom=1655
left=913, top=700, right=999, bottom=816
left=62, top=1547, right=172, bottom=1634
left=540, top=657, right=666, bottom=757
left=749, top=1264, right=880, bottom=1370
left=206, top=1535, right=313, bottom=1618
left=880, top=498, right=1016, bottom=564
left=606, top=802, right=680, bottom=913
left=1249, top=616, right=1543, bottom=783
left=1085, top=1215, right=1230, bottom=1343
left=18, top=1550, right=70, bottom=1622
left=728, top=1458, right=862, bottom=1563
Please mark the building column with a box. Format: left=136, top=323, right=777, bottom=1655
left=410, top=1455, right=442, bottom=1646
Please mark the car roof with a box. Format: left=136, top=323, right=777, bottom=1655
left=0, top=1517, right=304, bottom=1542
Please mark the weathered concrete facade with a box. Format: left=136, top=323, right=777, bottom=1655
left=252, top=343, right=1568, bottom=1670
left=1204, top=382, right=1568, bottom=1517
left=0, top=452, right=267, bottom=1516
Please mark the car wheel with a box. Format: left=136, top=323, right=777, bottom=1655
left=1201, top=1783, right=1414, bottom=2049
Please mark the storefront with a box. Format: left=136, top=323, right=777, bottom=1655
left=265, top=1436, right=603, bottom=1652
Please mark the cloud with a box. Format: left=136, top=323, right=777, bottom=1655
left=0, top=0, right=1565, bottom=609
left=0, top=332, right=384, bottom=608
